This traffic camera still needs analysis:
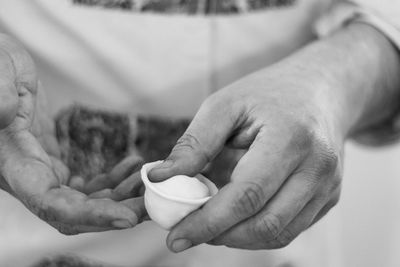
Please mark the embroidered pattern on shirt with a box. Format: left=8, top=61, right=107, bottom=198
left=72, top=0, right=297, bottom=14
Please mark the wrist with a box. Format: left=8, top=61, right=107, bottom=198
left=289, top=22, right=400, bottom=141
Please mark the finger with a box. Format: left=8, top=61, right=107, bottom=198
left=46, top=221, right=116, bottom=235
left=120, top=197, right=147, bottom=223
left=111, top=171, right=144, bottom=200
left=259, top=194, right=332, bottom=250
left=310, top=189, right=340, bottom=226
left=0, top=49, right=18, bottom=129
left=89, top=188, right=114, bottom=199
left=148, top=94, right=240, bottom=182
left=1, top=146, right=138, bottom=234
left=0, top=35, right=37, bottom=100
left=89, top=172, right=143, bottom=200
left=0, top=35, right=37, bottom=130
left=1, top=135, right=56, bottom=197
left=108, top=155, right=143, bottom=186
left=166, top=137, right=301, bottom=252
left=37, top=186, right=138, bottom=234
left=13, top=83, right=37, bottom=130
left=10, top=43, right=38, bottom=130
left=213, top=190, right=335, bottom=250
left=84, top=173, right=111, bottom=194
left=206, top=170, right=321, bottom=248
left=83, top=195, right=148, bottom=225
left=69, top=176, right=86, bottom=192
left=84, top=155, right=143, bottom=194
left=50, top=157, right=70, bottom=185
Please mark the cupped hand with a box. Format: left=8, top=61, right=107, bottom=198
left=148, top=58, right=344, bottom=252
left=0, top=35, right=143, bottom=235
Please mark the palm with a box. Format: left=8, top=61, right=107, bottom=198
left=0, top=38, right=144, bottom=234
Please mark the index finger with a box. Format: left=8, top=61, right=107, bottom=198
left=165, top=134, right=302, bottom=252
left=148, top=93, right=241, bottom=182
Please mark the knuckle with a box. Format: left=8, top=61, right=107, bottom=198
left=202, top=90, right=232, bottom=109
left=329, top=174, right=342, bottom=193
left=267, top=229, right=296, bottom=249
left=34, top=197, right=57, bottom=223
left=253, top=213, right=282, bottom=242
left=203, top=221, right=221, bottom=237
left=232, top=182, right=265, bottom=218
left=290, top=121, right=315, bottom=152
left=37, top=209, right=79, bottom=236
left=175, top=133, right=201, bottom=151
left=173, top=133, right=211, bottom=163
left=312, top=139, right=340, bottom=178
left=53, top=223, right=79, bottom=236
left=37, top=207, right=59, bottom=224
left=202, top=93, right=220, bottom=108
left=91, top=188, right=113, bottom=198
left=329, top=197, right=340, bottom=208
left=202, top=91, right=242, bottom=126
left=37, top=208, right=51, bottom=222
left=291, top=119, right=342, bottom=180
left=312, top=192, right=328, bottom=204
left=330, top=191, right=341, bottom=206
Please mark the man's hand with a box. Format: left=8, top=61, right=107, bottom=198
left=149, top=61, right=344, bottom=251
left=0, top=34, right=144, bottom=235
left=148, top=23, right=400, bottom=252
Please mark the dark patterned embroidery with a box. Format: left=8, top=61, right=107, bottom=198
left=247, top=0, right=296, bottom=10
left=55, top=105, right=242, bottom=187
left=140, top=0, right=201, bottom=14
left=72, top=0, right=133, bottom=10
left=72, top=0, right=297, bottom=14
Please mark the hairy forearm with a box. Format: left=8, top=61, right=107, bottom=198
left=292, top=22, right=400, bottom=139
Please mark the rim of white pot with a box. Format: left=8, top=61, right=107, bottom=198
left=141, top=161, right=218, bottom=205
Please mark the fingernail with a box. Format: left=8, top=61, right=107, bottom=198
left=170, top=239, right=192, bottom=253
left=154, top=160, right=174, bottom=170
left=148, top=160, right=174, bottom=178
left=112, top=220, right=133, bottom=229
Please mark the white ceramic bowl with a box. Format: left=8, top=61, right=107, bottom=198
left=141, top=161, right=218, bottom=230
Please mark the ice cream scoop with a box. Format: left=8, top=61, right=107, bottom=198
left=141, top=161, right=218, bottom=230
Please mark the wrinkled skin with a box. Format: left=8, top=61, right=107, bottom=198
left=146, top=23, right=400, bottom=252
left=149, top=62, right=343, bottom=250
left=2, top=22, right=398, bottom=248
left=0, top=35, right=145, bottom=235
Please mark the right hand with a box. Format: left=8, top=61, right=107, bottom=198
left=0, top=34, right=144, bottom=235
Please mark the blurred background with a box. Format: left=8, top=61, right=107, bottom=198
left=1, top=0, right=400, bottom=267
left=1, top=135, right=399, bottom=267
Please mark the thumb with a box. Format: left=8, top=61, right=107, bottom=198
left=148, top=95, right=239, bottom=182
left=0, top=50, right=18, bottom=129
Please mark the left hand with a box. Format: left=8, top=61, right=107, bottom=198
left=0, top=35, right=145, bottom=235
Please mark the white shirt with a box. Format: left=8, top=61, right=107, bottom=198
left=0, top=0, right=399, bottom=266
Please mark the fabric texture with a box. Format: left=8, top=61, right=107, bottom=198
left=0, top=0, right=339, bottom=267
left=71, top=0, right=297, bottom=14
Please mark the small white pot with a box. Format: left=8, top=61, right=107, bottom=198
left=141, top=161, right=218, bottom=230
